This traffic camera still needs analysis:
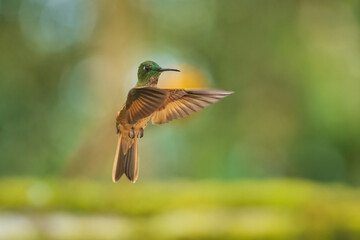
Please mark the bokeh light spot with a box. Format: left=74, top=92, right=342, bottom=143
left=158, top=64, right=209, bottom=89
left=19, top=0, right=97, bottom=52
left=27, top=181, right=52, bottom=207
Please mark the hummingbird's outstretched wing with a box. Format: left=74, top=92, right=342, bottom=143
left=151, top=89, right=233, bottom=124
left=125, top=87, right=169, bottom=124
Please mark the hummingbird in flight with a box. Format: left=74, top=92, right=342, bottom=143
left=113, top=61, right=233, bottom=183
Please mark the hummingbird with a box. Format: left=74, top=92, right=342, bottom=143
left=113, top=61, right=233, bottom=183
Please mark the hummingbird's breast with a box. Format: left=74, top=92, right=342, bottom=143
left=133, top=116, right=151, bottom=132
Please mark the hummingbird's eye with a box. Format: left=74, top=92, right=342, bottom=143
left=144, top=66, right=151, bottom=72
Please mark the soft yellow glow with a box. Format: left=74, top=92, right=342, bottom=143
left=158, top=64, right=208, bottom=89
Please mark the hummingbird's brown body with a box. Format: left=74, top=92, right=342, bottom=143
left=117, top=103, right=151, bottom=135
left=113, top=61, right=233, bottom=183
left=113, top=107, right=149, bottom=183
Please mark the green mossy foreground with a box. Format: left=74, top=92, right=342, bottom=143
left=0, top=178, right=360, bottom=239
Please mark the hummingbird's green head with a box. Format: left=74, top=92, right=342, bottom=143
left=137, top=61, right=180, bottom=87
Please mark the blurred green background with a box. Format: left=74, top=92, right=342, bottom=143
left=1, top=0, right=360, bottom=239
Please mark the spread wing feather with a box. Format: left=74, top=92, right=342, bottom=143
left=125, top=87, right=169, bottom=124
left=151, top=89, right=233, bottom=124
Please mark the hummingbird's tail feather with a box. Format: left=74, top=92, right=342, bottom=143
left=124, top=136, right=139, bottom=183
left=112, top=134, right=125, bottom=182
left=112, top=134, right=139, bottom=183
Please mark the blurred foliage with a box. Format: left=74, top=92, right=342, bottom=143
left=1, top=178, right=360, bottom=239
left=1, top=0, right=360, bottom=183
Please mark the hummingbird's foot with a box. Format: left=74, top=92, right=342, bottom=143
left=128, top=128, right=135, bottom=139
left=138, top=128, right=144, bottom=138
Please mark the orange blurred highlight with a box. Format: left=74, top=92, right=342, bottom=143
left=158, top=64, right=208, bottom=89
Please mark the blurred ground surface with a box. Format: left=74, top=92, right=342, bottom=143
left=1, top=178, right=360, bottom=240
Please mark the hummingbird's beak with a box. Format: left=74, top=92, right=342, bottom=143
left=158, top=68, right=180, bottom=72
